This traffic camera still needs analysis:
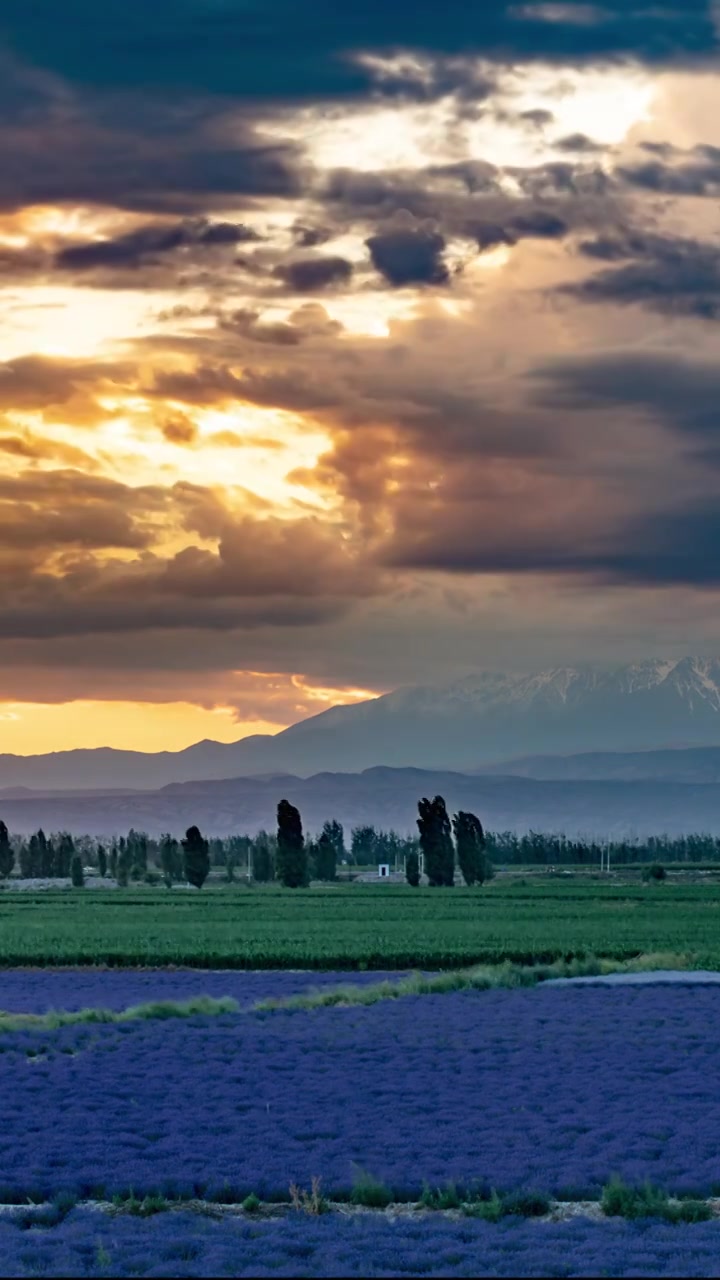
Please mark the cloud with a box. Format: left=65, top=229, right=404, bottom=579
left=0, top=0, right=713, bottom=113
left=366, top=217, right=449, bottom=286
left=528, top=350, right=720, bottom=438
left=55, top=217, right=260, bottom=272
left=0, top=509, right=386, bottom=640
left=272, top=254, right=354, bottom=292
left=563, top=232, right=720, bottom=319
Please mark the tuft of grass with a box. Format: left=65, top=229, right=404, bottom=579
left=350, top=1167, right=393, bottom=1209
left=600, top=1176, right=710, bottom=1223
left=462, top=1190, right=505, bottom=1222
left=111, top=1191, right=170, bottom=1217
left=420, top=1182, right=462, bottom=1211
left=289, top=1176, right=327, bottom=1216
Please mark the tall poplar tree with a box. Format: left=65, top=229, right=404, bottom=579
left=417, top=795, right=455, bottom=887
left=276, top=800, right=308, bottom=888
left=452, top=811, right=490, bottom=886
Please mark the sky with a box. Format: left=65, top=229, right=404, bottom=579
left=3, top=0, right=720, bottom=754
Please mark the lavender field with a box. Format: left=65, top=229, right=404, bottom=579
left=3, top=978, right=720, bottom=1203
left=0, top=1207, right=718, bottom=1278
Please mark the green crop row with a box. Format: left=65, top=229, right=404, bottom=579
left=0, top=881, right=717, bottom=969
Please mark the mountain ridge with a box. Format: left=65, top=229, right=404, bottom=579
left=5, top=656, right=720, bottom=789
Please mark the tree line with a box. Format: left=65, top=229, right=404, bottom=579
left=3, top=807, right=720, bottom=890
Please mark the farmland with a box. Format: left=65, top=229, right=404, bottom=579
left=1, top=879, right=720, bottom=968
left=5, top=881, right=720, bottom=1274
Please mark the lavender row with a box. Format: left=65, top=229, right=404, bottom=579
left=2, top=1208, right=720, bottom=1277
left=2, top=985, right=720, bottom=1201
left=0, top=967, right=411, bottom=1013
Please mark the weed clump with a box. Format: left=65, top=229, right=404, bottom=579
left=350, top=1167, right=393, bottom=1208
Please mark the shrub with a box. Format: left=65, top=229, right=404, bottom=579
left=601, top=1176, right=669, bottom=1219
left=463, top=1191, right=504, bottom=1222
left=643, top=864, right=667, bottom=882
left=350, top=1167, right=393, bottom=1208
left=242, top=1192, right=261, bottom=1213
left=420, top=1182, right=462, bottom=1210
left=501, top=1190, right=551, bottom=1217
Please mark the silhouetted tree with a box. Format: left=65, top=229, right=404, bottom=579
left=316, top=830, right=337, bottom=881
left=182, top=825, right=210, bottom=889
left=54, top=833, right=74, bottom=878
left=452, top=811, right=490, bottom=886
left=159, top=833, right=181, bottom=886
left=70, top=854, right=84, bottom=888
left=351, top=825, right=379, bottom=865
left=417, top=796, right=455, bottom=887
left=252, top=831, right=275, bottom=883
left=322, top=819, right=346, bottom=864
left=19, top=841, right=31, bottom=878
left=276, top=800, right=308, bottom=888
left=109, top=843, right=118, bottom=879
left=116, top=838, right=131, bottom=887
left=0, top=821, right=13, bottom=879
left=127, top=829, right=148, bottom=880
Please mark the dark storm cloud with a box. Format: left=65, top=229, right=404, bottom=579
left=272, top=255, right=354, bottom=292
left=528, top=351, right=720, bottom=437
left=563, top=232, right=720, bottom=319
left=393, top=507, right=720, bottom=587
left=55, top=218, right=260, bottom=272
left=366, top=223, right=449, bottom=286
left=0, top=0, right=713, bottom=109
left=0, top=507, right=385, bottom=640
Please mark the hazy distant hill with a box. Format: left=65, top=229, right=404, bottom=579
left=3, top=766, right=720, bottom=839
left=5, top=657, right=720, bottom=791
left=477, top=746, right=720, bottom=783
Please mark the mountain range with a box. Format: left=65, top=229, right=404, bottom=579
left=4, top=656, right=720, bottom=791
left=2, top=766, right=720, bottom=839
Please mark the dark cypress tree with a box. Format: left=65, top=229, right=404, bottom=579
left=70, top=853, right=84, bottom=888
left=182, top=825, right=210, bottom=889
left=276, top=800, right=308, bottom=888
left=109, top=843, right=118, bottom=879
left=36, top=830, right=52, bottom=878
left=97, top=845, right=108, bottom=878
left=452, top=811, right=488, bottom=886
left=417, top=796, right=455, bottom=887
left=405, top=848, right=420, bottom=887
left=0, top=821, right=13, bottom=879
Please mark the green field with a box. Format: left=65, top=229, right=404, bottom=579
left=1, top=880, right=719, bottom=968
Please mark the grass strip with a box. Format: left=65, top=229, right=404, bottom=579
left=0, top=950, right=696, bottom=1034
